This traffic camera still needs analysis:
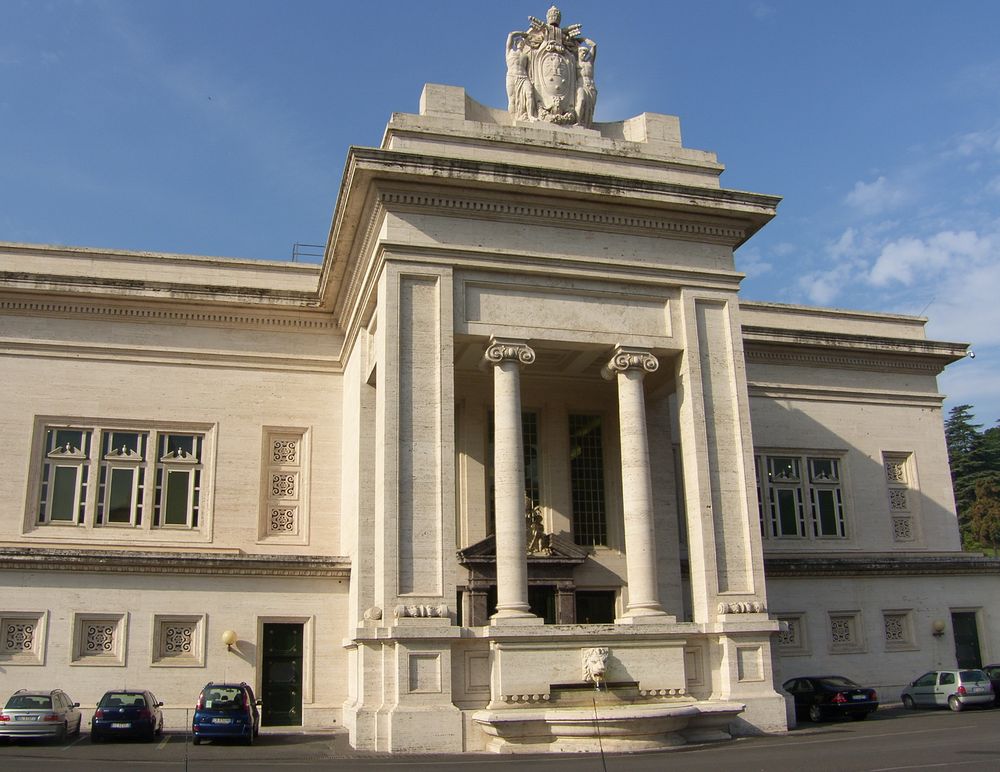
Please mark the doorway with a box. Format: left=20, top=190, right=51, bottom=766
left=261, top=623, right=303, bottom=726
left=951, top=611, right=983, bottom=669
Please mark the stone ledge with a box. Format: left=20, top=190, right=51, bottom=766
left=764, top=553, right=1000, bottom=578
left=0, top=546, right=351, bottom=578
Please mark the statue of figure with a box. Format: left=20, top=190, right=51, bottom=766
left=505, top=31, right=535, bottom=121
left=575, top=39, right=597, bottom=127
left=505, top=6, right=596, bottom=128
left=526, top=504, right=550, bottom=554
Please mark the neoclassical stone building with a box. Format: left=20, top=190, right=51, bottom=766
left=1, top=8, right=996, bottom=753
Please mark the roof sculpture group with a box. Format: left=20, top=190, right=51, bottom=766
left=505, top=6, right=597, bottom=128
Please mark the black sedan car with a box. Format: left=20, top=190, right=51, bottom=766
left=983, top=664, right=1000, bottom=706
left=783, top=676, right=879, bottom=722
left=91, top=690, right=164, bottom=742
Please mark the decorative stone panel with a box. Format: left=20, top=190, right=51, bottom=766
left=775, top=614, right=809, bottom=656
left=0, top=612, right=45, bottom=665
left=152, top=614, right=205, bottom=666
left=882, top=610, right=916, bottom=651
left=72, top=613, right=127, bottom=666
left=828, top=612, right=864, bottom=654
left=260, top=429, right=308, bottom=541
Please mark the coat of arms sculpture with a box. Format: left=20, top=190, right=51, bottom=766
left=505, top=6, right=597, bottom=128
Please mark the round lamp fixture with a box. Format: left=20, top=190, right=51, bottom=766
left=931, top=620, right=946, bottom=637
left=221, top=629, right=238, bottom=647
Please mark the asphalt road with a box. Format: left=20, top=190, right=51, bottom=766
left=1, top=705, right=999, bottom=771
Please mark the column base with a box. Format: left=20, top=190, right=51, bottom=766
left=617, top=605, right=675, bottom=624
left=490, top=609, right=544, bottom=626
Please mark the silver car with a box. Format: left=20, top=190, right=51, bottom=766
left=0, top=689, right=83, bottom=741
left=900, top=669, right=994, bottom=711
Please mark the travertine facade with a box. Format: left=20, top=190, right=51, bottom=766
left=1, top=10, right=997, bottom=753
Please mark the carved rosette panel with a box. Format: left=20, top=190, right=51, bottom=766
left=602, top=348, right=658, bottom=380
left=892, top=516, right=914, bottom=541
left=483, top=340, right=536, bottom=367
left=776, top=619, right=798, bottom=647
left=888, top=488, right=908, bottom=511
left=272, top=439, right=298, bottom=464
left=164, top=624, right=194, bottom=655
left=85, top=623, right=116, bottom=655
left=884, top=615, right=905, bottom=642
left=269, top=507, right=297, bottom=533
left=3, top=622, right=34, bottom=653
left=271, top=473, right=297, bottom=498
left=830, top=617, right=854, bottom=644
left=885, top=460, right=907, bottom=484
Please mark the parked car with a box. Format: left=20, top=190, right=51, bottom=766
left=981, top=664, right=1000, bottom=706
left=900, top=669, right=994, bottom=711
left=0, top=689, right=82, bottom=741
left=91, top=690, right=164, bottom=742
left=782, top=676, right=879, bottom=722
left=191, top=682, right=261, bottom=745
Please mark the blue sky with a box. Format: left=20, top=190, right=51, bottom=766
left=3, top=1, right=999, bottom=425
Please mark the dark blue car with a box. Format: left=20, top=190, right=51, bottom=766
left=191, top=683, right=260, bottom=745
left=91, top=690, right=163, bottom=742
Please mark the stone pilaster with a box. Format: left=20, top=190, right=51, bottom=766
left=482, top=338, right=537, bottom=622
left=602, top=347, right=669, bottom=620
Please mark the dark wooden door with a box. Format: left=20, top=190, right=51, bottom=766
left=261, top=623, right=303, bottom=726
left=951, top=611, right=983, bottom=669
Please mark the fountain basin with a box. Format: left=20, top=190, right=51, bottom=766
left=472, top=700, right=745, bottom=753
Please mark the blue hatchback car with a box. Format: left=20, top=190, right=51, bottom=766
left=91, top=690, right=163, bottom=742
left=191, top=683, right=260, bottom=745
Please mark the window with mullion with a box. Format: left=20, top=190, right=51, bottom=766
left=97, top=431, right=147, bottom=526
left=486, top=411, right=540, bottom=534
left=569, top=414, right=606, bottom=547
left=39, top=428, right=91, bottom=524
left=154, top=433, right=203, bottom=528
left=760, top=453, right=847, bottom=540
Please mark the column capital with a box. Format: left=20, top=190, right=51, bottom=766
left=601, top=347, right=658, bottom=380
left=481, top=338, right=536, bottom=369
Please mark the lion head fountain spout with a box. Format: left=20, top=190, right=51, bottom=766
left=581, top=646, right=609, bottom=691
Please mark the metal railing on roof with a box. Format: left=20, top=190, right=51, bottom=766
left=291, top=243, right=325, bottom=262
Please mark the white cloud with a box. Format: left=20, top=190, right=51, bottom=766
left=751, top=3, right=776, bottom=20
left=736, top=247, right=773, bottom=277
left=845, top=176, right=910, bottom=215
left=868, top=229, right=993, bottom=287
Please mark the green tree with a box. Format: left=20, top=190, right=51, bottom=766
left=967, top=477, right=1000, bottom=556
left=945, top=405, right=1000, bottom=551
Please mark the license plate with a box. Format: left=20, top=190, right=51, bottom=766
left=851, top=695, right=867, bottom=701
left=15, top=715, right=37, bottom=721
left=972, top=687, right=984, bottom=694
left=111, top=722, right=131, bottom=729
left=212, top=718, right=232, bottom=724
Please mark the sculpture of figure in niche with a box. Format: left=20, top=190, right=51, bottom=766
left=506, top=6, right=596, bottom=128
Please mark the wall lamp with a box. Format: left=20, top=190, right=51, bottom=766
left=221, top=629, right=239, bottom=650
left=931, top=620, right=946, bottom=637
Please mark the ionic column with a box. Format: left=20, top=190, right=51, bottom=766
left=603, top=347, right=667, bottom=619
left=482, top=338, right=536, bottom=621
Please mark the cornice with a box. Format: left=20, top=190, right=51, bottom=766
left=351, top=147, right=782, bottom=219
left=747, top=382, right=945, bottom=407
left=742, top=326, right=967, bottom=364
left=764, top=554, right=1000, bottom=578
left=0, top=297, right=339, bottom=332
left=0, top=547, right=351, bottom=578
left=377, top=189, right=750, bottom=246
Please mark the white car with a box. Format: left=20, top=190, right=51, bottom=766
left=900, top=669, right=994, bottom=711
left=0, top=689, right=83, bottom=741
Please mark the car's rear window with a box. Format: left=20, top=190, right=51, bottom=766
left=100, top=693, right=146, bottom=708
left=5, top=695, right=52, bottom=710
left=959, top=670, right=988, bottom=683
left=817, top=677, right=859, bottom=688
left=203, top=687, right=244, bottom=708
